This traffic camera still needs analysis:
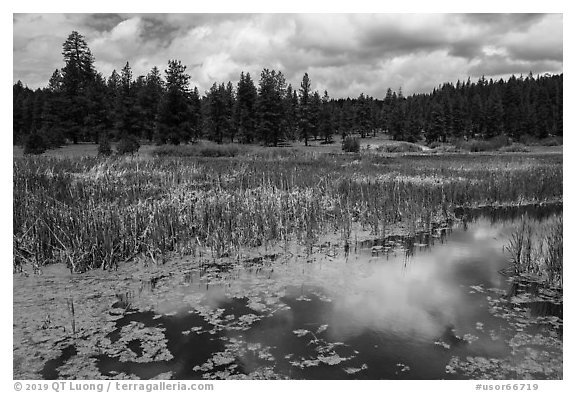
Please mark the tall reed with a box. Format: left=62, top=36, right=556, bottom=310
left=505, top=214, right=563, bottom=288
left=13, top=152, right=562, bottom=272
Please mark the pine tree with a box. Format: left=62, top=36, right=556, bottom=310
left=283, top=84, right=298, bottom=142
left=290, top=89, right=299, bottom=141
left=257, top=69, right=286, bottom=146
left=107, top=70, right=121, bottom=92
left=554, top=75, right=563, bottom=137
left=11, top=30, right=565, bottom=150
left=426, top=103, right=445, bottom=143
left=205, top=83, right=228, bottom=144
left=156, top=60, right=191, bottom=144
left=381, top=88, right=394, bottom=133
left=535, top=84, right=553, bottom=138
left=137, top=66, right=164, bottom=141
left=189, top=87, right=202, bottom=141
left=469, top=93, right=484, bottom=137
left=97, top=132, right=112, bottom=156
left=84, top=72, right=108, bottom=143
left=224, top=81, right=236, bottom=142
left=235, top=72, right=258, bottom=143
left=405, top=115, right=421, bottom=143
left=343, top=99, right=356, bottom=138
left=451, top=95, right=466, bottom=139
left=310, top=91, right=322, bottom=140
left=21, top=93, right=36, bottom=136
left=389, top=94, right=406, bottom=140
left=59, top=31, right=98, bottom=143
left=442, top=97, right=454, bottom=140
left=13, top=82, right=27, bottom=144
left=298, top=73, right=312, bottom=146
left=61, top=31, right=96, bottom=95
left=23, top=130, right=48, bottom=155
left=48, top=70, right=63, bottom=92
left=485, top=92, right=504, bottom=139
left=114, top=62, right=141, bottom=140
left=40, top=91, right=66, bottom=147
left=319, top=90, right=333, bottom=143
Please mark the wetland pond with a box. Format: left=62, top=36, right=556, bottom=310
left=13, top=204, right=562, bottom=380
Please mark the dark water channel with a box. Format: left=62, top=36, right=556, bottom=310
left=45, top=203, right=563, bottom=380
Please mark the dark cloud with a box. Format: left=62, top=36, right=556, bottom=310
left=458, top=13, right=546, bottom=31
left=13, top=13, right=563, bottom=98
left=79, top=13, right=124, bottom=32
left=468, top=54, right=560, bottom=77
left=357, top=24, right=449, bottom=56
left=448, top=40, right=484, bottom=59
left=508, top=44, right=563, bottom=62
left=138, top=17, right=182, bottom=44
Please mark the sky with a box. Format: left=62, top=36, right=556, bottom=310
left=13, top=13, right=563, bottom=98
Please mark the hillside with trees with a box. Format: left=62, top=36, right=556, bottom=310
left=13, top=31, right=563, bottom=152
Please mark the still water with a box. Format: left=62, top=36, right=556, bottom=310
left=41, top=204, right=564, bottom=380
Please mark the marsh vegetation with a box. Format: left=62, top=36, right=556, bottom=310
left=12, top=20, right=563, bottom=382
left=13, top=144, right=563, bottom=380
left=505, top=215, right=562, bottom=288
left=13, top=149, right=561, bottom=273
left=13, top=196, right=562, bottom=380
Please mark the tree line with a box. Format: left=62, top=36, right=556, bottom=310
left=13, top=31, right=563, bottom=151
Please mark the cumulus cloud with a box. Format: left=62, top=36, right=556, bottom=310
left=13, top=13, right=563, bottom=97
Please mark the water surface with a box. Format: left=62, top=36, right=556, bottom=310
left=23, top=204, right=563, bottom=380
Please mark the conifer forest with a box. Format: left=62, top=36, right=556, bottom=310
left=13, top=21, right=563, bottom=382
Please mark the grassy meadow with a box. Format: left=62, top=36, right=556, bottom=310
left=13, top=139, right=563, bottom=274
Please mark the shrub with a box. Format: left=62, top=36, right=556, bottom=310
left=116, top=135, right=140, bottom=155
left=98, top=134, right=113, bottom=156
left=378, top=142, right=423, bottom=153
left=428, top=141, right=442, bottom=149
left=39, top=126, right=66, bottom=148
left=152, top=143, right=247, bottom=158
left=431, top=145, right=463, bottom=153
left=518, top=134, right=562, bottom=146
left=519, top=134, right=538, bottom=146
left=490, top=134, right=510, bottom=149
left=23, top=131, right=48, bottom=155
left=404, top=134, right=420, bottom=144
left=499, top=143, right=529, bottom=153
left=153, top=144, right=197, bottom=157
left=198, top=145, right=240, bottom=157
left=455, top=135, right=511, bottom=152
left=342, top=137, right=360, bottom=153
left=468, top=140, right=491, bottom=152
left=539, top=136, right=563, bottom=146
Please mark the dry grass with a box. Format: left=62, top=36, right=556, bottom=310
left=13, top=150, right=562, bottom=272
left=506, top=215, right=563, bottom=288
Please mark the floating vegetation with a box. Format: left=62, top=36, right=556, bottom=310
left=100, top=322, right=173, bottom=363
left=193, top=338, right=278, bottom=379
left=343, top=364, right=368, bottom=375
left=462, top=334, right=479, bottom=344
left=396, top=363, right=411, bottom=373
left=289, top=327, right=353, bottom=370
left=13, top=203, right=562, bottom=380
left=446, top=345, right=562, bottom=380
left=434, top=341, right=451, bottom=350
left=450, top=272, right=563, bottom=379
left=293, top=329, right=309, bottom=338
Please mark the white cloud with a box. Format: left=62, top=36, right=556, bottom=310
left=13, top=13, right=563, bottom=97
